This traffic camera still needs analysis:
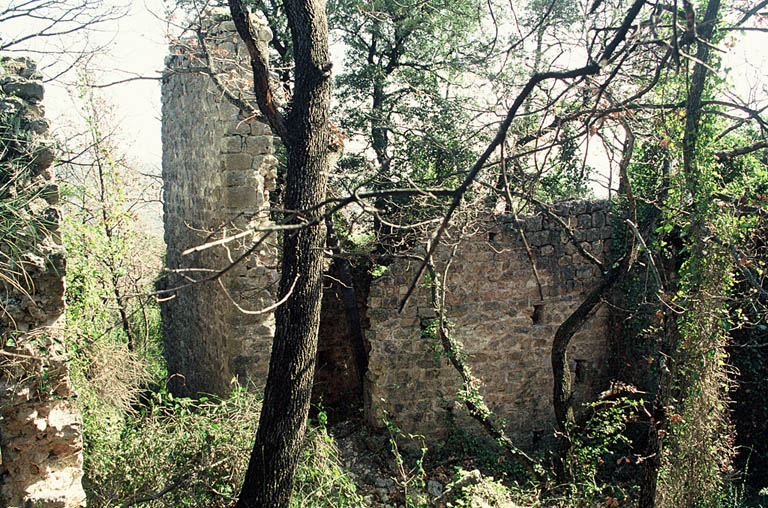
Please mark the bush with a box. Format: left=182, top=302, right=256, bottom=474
left=83, top=386, right=362, bottom=507
left=555, top=397, right=641, bottom=507
left=85, top=386, right=255, bottom=507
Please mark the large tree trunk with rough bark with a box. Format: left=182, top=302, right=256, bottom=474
left=229, top=0, right=332, bottom=506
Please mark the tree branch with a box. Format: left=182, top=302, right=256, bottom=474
left=397, top=0, right=648, bottom=312
left=228, top=0, right=288, bottom=140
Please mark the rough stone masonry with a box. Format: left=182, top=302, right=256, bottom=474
left=0, top=56, right=85, bottom=508
left=365, top=202, right=613, bottom=446
left=161, top=10, right=279, bottom=397
left=161, top=12, right=614, bottom=447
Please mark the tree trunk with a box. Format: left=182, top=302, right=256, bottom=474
left=551, top=266, right=622, bottom=480
left=237, top=152, right=327, bottom=507
left=638, top=300, right=677, bottom=508
left=371, top=76, right=394, bottom=257
left=233, top=0, right=332, bottom=506
left=551, top=123, right=638, bottom=482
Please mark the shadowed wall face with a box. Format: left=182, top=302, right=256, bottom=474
left=365, top=200, right=614, bottom=447
left=160, top=13, right=278, bottom=397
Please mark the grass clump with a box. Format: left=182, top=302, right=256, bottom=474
left=293, top=409, right=364, bottom=508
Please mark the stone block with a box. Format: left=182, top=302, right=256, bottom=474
left=250, top=122, right=269, bottom=136
left=223, top=169, right=254, bottom=187
left=258, top=25, right=273, bottom=42
left=524, top=215, right=542, bottom=231
left=571, top=200, right=587, bottom=215
left=245, top=135, right=274, bottom=155
left=227, top=121, right=251, bottom=135
left=225, top=152, right=253, bottom=171
left=1, top=78, right=44, bottom=101
left=222, top=135, right=242, bottom=153
left=576, top=265, right=593, bottom=280
left=529, top=230, right=549, bottom=246
left=553, top=202, right=569, bottom=217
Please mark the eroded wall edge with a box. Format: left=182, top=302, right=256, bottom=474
left=0, top=56, right=85, bottom=508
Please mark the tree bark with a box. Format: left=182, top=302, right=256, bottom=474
left=638, top=300, right=677, bottom=508
left=551, top=266, right=622, bottom=479
left=230, top=0, right=332, bottom=506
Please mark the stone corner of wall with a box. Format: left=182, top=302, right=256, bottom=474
left=160, top=19, right=280, bottom=399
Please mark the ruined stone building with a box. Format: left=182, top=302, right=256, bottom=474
left=0, top=57, right=85, bottom=508
left=160, top=15, right=614, bottom=448
left=0, top=14, right=612, bottom=508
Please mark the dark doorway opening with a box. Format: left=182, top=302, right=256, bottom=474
left=311, top=261, right=372, bottom=423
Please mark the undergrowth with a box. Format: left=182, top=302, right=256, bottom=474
left=63, top=217, right=362, bottom=507
left=82, top=386, right=362, bottom=508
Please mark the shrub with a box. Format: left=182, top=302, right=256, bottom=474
left=83, top=386, right=362, bottom=507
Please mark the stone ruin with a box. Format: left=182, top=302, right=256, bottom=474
left=365, top=203, right=613, bottom=446
left=160, top=11, right=279, bottom=397
left=160, top=15, right=615, bottom=447
left=0, top=57, right=85, bottom=508
left=0, top=13, right=615, bottom=508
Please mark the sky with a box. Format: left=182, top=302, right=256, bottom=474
left=38, top=0, right=170, bottom=175
left=7, top=0, right=172, bottom=232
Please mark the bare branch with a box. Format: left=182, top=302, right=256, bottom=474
left=398, top=0, right=649, bottom=312
left=228, top=0, right=288, bottom=140
left=626, top=219, right=662, bottom=287
left=218, top=273, right=298, bottom=315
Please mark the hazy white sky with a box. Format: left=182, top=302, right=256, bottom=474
left=37, top=0, right=169, bottom=174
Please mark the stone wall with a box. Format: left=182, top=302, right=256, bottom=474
left=0, top=57, right=85, bottom=507
left=161, top=11, right=279, bottom=396
left=365, top=201, right=614, bottom=447
left=159, top=13, right=615, bottom=448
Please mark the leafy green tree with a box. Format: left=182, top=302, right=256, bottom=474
left=330, top=0, right=491, bottom=253
left=179, top=0, right=768, bottom=504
